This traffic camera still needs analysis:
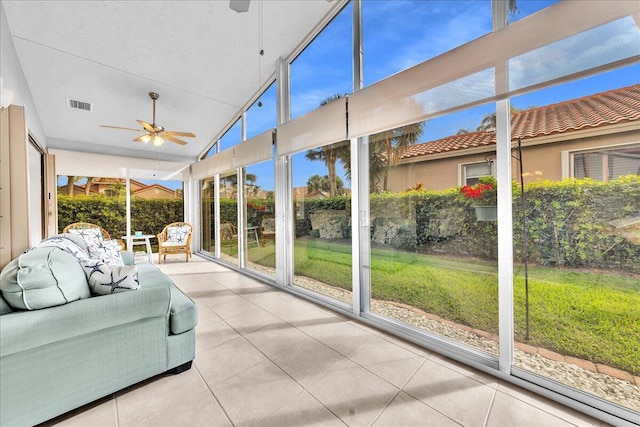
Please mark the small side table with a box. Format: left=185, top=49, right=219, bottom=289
left=122, top=234, right=155, bottom=264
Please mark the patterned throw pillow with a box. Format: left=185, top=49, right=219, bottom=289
left=81, top=260, right=139, bottom=296
left=68, top=227, right=103, bottom=248
left=167, top=226, right=190, bottom=243
left=88, top=239, right=124, bottom=267
left=28, top=235, right=90, bottom=262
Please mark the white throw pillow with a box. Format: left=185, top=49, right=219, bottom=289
left=167, top=226, right=190, bottom=244
left=81, top=260, right=139, bottom=296
left=88, top=239, right=124, bottom=267
left=68, top=227, right=103, bottom=248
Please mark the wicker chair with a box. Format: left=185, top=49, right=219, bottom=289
left=157, top=222, right=193, bottom=263
left=62, top=222, right=125, bottom=249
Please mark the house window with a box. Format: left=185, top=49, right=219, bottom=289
left=463, top=162, right=493, bottom=185
left=573, top=145, right=640, bottom=181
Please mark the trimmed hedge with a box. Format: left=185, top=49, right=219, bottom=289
left=58, top=196, right=184, bottom=243
left=60, top=176, right=640, bottom=272
left=296, top=176, right=640, bottom=273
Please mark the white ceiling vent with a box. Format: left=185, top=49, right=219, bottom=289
left=67, top=98, right=92, bottom=112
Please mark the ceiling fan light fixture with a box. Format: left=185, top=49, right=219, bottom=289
left=140, top=134, right=151, bottom=144
left=152, top=135, right=164, bottom=146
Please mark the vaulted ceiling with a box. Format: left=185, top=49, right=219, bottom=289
left=1, top=0, right=339, bottom=168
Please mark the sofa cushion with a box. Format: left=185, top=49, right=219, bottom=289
left=0, top=295, right=12, bottom=315
left=30, top=234, right=90, bottom=262
left=0, top=247, right=90, bottom=310
left=81, top=261, right=140, bottom=295
left=136, top=263, right=197, bottom=334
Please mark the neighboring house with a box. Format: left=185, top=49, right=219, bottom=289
left=58, top=178, right=182, bottom=199
left=132, top=183, right=182, bottom=200
left=387, top=84, right=640, bottom=192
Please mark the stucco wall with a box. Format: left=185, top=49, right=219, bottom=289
left=387, top=127, right=639, bottom=192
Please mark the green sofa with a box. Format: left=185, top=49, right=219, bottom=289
left=0, top=235, right=197, bottom=427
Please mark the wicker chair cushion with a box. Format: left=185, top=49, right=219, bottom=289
left=167, top=226, right=190, bottom=243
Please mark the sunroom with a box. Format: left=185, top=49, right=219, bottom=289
left=1, top=1, right=639, bottom=426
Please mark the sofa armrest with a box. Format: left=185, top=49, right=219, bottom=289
left=0, top=287, right=171, bottom=358
left=121, top=251, right=136, bottom=265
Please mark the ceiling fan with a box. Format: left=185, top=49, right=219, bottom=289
left=100, top=92, right=195, bottom=146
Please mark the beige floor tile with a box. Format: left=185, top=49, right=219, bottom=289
left=349, top=336, right=426, bottom=388
left=195, top=318, right=242, bottom=355
left=372, top=391, right=460, bottom=427
left=245, top=322, right=312, bottom=357
left=195, top=336, right=268, bottom=386
left=207, top=295, right=260, bottom=319
left=270, top=334, right=347, bottom=388
left=376, top=331, right=433, bottom=358
left=212, top=359, right=303, bottom=426
left=116, top=368, right=209, bottom=427
left=189, top=288, right=238, bottom=309
left=298, top=319, right=378, bottom=358
left=429, top=352, right=499, bottom=387
left=486, top=391, right=575, bottom=427
left=403, top=359, right=496, bottom=427
left=307, top=359, right=399, bottom=427
left=137, top=390, right=232, bottom=427
left=496, top=381, right=612, bottom=426
left=241, top=288, right=296, bottom=306
left=224, top=305, right=286, bottom=335
left=257, top=390, right=346, bottom=427
left=40, top=395, right=117, bottom=427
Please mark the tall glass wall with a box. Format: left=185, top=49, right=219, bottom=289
left=365, top=104, right=500, bottom=356
left=291, top=140, right=352, bottom=305
left=219, top=171, right=239, bottom=265
left=201, top=176, right=216, bottom=255
left=510, top=65, right=640, bottom=413
left=195, top=1, right=640, bottom=423
left=243, top=159, right=276, bottom=278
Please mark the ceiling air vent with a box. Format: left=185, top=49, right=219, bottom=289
left=67, top=98, right=92, bottom=112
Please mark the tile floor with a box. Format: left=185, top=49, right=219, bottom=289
left=42, top=255, right=611, bottom=427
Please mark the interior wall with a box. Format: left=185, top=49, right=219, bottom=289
left=0, top=2, right=46, bottom=147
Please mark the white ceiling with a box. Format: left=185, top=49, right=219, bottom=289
left=2, top=0, right=339, bottom=171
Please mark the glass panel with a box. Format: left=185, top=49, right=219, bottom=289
left=291, top=140, right=352, bottom=305
left=206, top=118, right=243, bottom=158
left=290, top=3, right=352, bottom=119
left=508, top=0, right=560, bottom=25
left=362, top=0, right=491, bottom=87
left=509, top=16, right=640, bottom=92
left=511, top=67, right=640, bottom=412
left=201, top=177, right=215, bottom=255
left=219, top=171, right=239, bottom=265
left=246, top=82, right=276, bottom=139
left=366, top=105, right=499, bottom=357
left=243, top=157, right=276, bottom=278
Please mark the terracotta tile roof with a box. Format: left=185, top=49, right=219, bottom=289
left=401, top=84, right=640, bottom=160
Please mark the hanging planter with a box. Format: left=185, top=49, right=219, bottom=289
left=475, top=205, right=497, bottom=221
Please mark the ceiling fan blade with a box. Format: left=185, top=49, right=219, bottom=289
left=100, top=125, right=143, bottom=132
left=162, top=133, right=188, bottom=145
left=137, top=120, right=155, bottom=132
left=163, top=130, right=196, bottom=138
left=133, top=134, right=150, bottom=143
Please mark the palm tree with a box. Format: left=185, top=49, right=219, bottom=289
left=65, top=176, right=79, bottom=196
left=370, top=121, right=426, bottom=191
left=305, top=94, right=350, bottom=197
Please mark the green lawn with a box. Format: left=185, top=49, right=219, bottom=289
left=238, top=238, right=639, bottom=375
